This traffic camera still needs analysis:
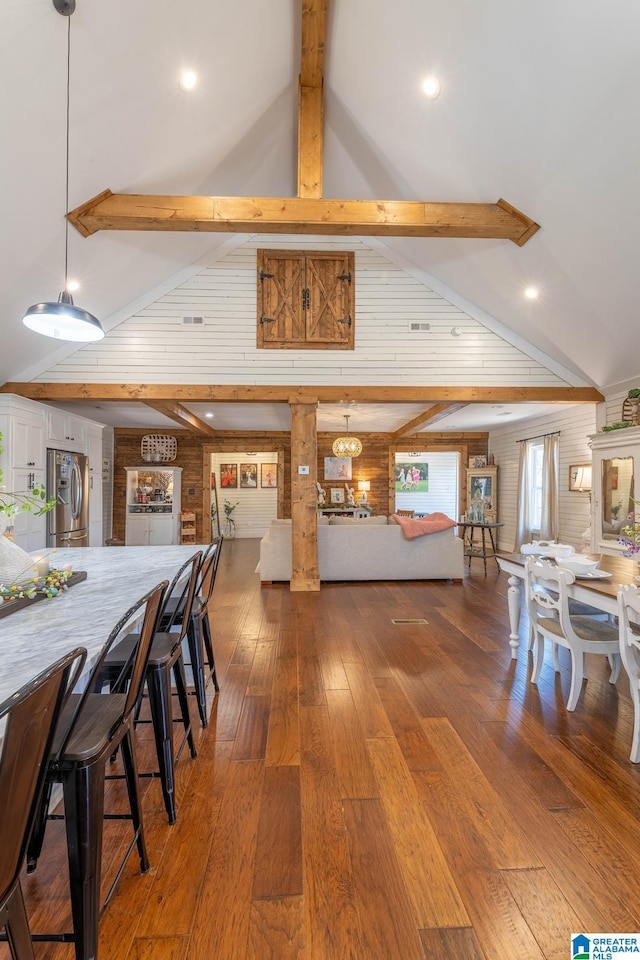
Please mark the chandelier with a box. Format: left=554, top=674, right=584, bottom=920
left=332, top=415, right=362, bottom=458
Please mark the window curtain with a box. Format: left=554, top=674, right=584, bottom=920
left=514, top=440, right=533, bottom=551
left=514, top=434, right=559, bottom=550
left=540, top=433, right=559, bottom=541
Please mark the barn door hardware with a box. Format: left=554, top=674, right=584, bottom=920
left=302, top=288, right=310, bottom=310
left=259, top=315, right=275, bottom=325
left=337, top=315, right=352, bottom=326
left=259, top=269, right=274, bottom=281
left=337, top=272, right=352, bottom=284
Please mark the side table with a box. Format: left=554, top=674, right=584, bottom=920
left=457, top=521, right=504, bottom=574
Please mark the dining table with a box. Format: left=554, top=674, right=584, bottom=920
left=496, top=550, right=639, bottom=658
left=0, top=544, right=208, bottom=706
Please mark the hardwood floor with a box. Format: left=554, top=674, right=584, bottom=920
left=6, top=539, right=640, bottom=960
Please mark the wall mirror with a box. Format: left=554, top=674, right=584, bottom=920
left=601, top=456, right=634, bottom=540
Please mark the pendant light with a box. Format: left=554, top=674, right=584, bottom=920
left=332, top=415, right=362, bottom=458
left=22, top=0, right=104, bottom=343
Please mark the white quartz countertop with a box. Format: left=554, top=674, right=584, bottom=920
left=0, top=545, right=207, bottom=705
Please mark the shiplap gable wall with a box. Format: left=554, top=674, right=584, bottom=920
left=36, top=236, right=571, bottom=386
left=489, top=405, right=596, bottom=552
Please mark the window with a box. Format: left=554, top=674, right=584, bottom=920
left=528, top=442, right=544, bottom=532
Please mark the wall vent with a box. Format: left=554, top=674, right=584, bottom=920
left=391, top=618, right=429, bottom=625
left=182, top=316, right=204, bottom=325
left=408, top=322, right=431, bottom=332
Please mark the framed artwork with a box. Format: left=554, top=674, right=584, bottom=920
left=240, top=463, right=258, bottom=488
left=220, top=463, right=237, bottom=488
left=324, top=456, right=352, bottom=481
left=395, top=462, right=429, bottom=492
left=470, top=475, right=493, bottom=507
left=569, top=463, right=593, bottom=492
left=330, top=487, right=345, bottom=504
left=261, top=463, right=278, bottom=488
left=469, top=455, right=487, bottom=468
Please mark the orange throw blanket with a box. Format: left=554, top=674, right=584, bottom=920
left=393, top=512, right=457, bottom=540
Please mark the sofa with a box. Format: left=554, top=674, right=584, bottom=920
left=258, top=516, right=464, bottom=583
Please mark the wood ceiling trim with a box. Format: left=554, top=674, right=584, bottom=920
left=1, top=382, right=604, bottom=404
left=142, top=400, right=216, bottom=436
left=393, top=403, right=469, bottom=438
left=298, top=0, right=326, bottom=200
left=67, top=190, right=540, bottom=244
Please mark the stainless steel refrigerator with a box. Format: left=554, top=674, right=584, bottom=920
left=47, top=449, right=89, bottom=548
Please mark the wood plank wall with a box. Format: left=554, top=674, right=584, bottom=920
left=113, top=429, right=488, bottom=539
left=36, top=237, right=569, bottom=388
left=488, top=404, right=596, bottom=552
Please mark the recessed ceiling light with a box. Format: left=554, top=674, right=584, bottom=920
left=179, top=69, right=198, bottom=92
left=204, top=412, right=214, bottom=419
left=66, top=279, right=80, bottom=292
left=422, top=76, right=441, bottom=100
left=524, top=286, right=539, bottom=300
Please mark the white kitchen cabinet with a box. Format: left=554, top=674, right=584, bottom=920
left=9, top=467, right=47, bottom=552
left=0, top=396, right=47, bottom=551
left=589, top=425, right=640, bottom=555
left=87, top=425, right=104, bottom=545
left=124, top=466, right=182, bottom=546
left=47, top=409, right=86, bottom=452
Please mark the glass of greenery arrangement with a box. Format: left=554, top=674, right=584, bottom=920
left=223, top=500, right=239, bottom=539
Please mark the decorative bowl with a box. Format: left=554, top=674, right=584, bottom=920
left=556, top=555, right=600, bottom=576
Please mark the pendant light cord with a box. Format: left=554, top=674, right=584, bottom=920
left=63, top=12, right=71, bottom=291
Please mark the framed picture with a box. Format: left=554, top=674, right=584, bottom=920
left=330, top=487, right=345, bottom=504
left=469, top=455, right=487, bottom=468
left=395, top=462, right=429, bottom=492
left=240, top=463, right=258, bottom=488
left=569, top=463, right=592, bottom=492
left=470, top=475, right=493, bottom=508
left=261, top=463, right=277, bottom=488
left=324, top=456, right=352, bottom=481
left=220, top=463, right=237, bottom=488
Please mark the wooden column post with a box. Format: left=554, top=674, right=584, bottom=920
left=290, top=401, right=320, bottom=592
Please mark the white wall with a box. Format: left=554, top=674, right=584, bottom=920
left=489, top=405, right=596, bottom=552
left=395, top=451, right=459, bottom=518
left=210, top=451, right=278, bottom=540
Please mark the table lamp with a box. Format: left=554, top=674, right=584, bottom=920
left=357, top=480, right=370, bottom=503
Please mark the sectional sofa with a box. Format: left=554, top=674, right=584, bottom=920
left=258, top=516, right=464, bottom=583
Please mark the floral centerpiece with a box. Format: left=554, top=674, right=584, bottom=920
left=618, top=499, right=640, bottom=557
left=0, top=548, right=74, bottom=607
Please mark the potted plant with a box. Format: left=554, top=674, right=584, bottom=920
left=223, top=499, right=239, bottom=539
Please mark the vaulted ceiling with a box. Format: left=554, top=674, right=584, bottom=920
left=2, top=0, right=639, bottom=432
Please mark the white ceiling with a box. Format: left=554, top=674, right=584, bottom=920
left=51, top=399, right=576, bottom=434
left=3, top=0, right=640, bottom=433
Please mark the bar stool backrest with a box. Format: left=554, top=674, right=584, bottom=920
left=0, top=646, right=86, bottom=908
left=55, top=580, right=168, bottom=760
left=161, top=552, right=202, bottom=637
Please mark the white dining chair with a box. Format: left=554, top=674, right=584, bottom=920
left=617, top=584, right=640, bottom=763
left=525, top=557, right=621, bottom=711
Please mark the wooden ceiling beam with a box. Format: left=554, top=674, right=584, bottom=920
left=67, top=190, right=540, bottom=245
left=393, top=403, right=469, bottom=438
left=298, top=0, right=327, bottom=200
left=142, top=400, right=216, bottom=436
left=1, top=382, right=604, bottom=404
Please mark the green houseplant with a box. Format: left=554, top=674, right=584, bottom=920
left=223, top=499, right=239, bottom=539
